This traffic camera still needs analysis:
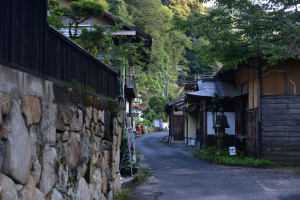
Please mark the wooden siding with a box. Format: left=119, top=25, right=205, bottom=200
left=0, top=0, right=117, bottom=99
left=174, top=116, right=184, bottom=141
left=261, top=95, right=300, bottom=161
left=246, top=108, right=258, bottom=158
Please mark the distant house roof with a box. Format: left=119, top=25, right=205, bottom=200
left=165, top=95, right=185, bottom=107
left=103, top=12, right=152, bottom=40
left=186, top=78, right=239, bottom=98
left=138, top=103, right=148, bottom=110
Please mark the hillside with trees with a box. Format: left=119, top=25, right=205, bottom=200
left=48, top=0, right=221, bottom=104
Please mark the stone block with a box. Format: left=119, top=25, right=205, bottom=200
left=107, top=190, right=114, bottom=200
left=45, top=188, right=64, bottom=200
left=21, top=95, right=42, bottom=126
left=99, top=110, right=104, bottom=124
left=0, top=92, right=10, bottom=115
left=97, top=150, right=111, bottom=175
left=0, top=173, right=19, bottom=200
left=15, top=184, right=23, bottom=192
left=80, top=132, right=91, bottom=163
left=101, top=171, right=108, bottom=195
left=89, top=167, right=102, bottom=200
left=19, top=173, right=45, bottom=200
left=70, top=106, right=83, bottom=132
left=85, top=106, right=92, bottom=128
left=29, top=124, right=42, bottom=184
left=0, top=98, right=2, bottom=125
left=61, top=131, right=69, bottom=142
left=56, top=133, right=62, bottom=142
left=40, top=101, right=57, bottom=146
left=56, top=162, right=68, bottom=193
left=114, top=173, right=121, bottom=195
left=67, top=136, right=83, bottom=170
left=0, top=141, right=4, bottom=171
left=75, top=177, right=91, bottom=200
left=117, top=109, right=124, bottom=124
left=56, top=104, right=72, bottom=131
left=0, top=124, right=8, bottom=140
left=38, top=145, right=58, bottom=196
left=92, top=108, right=98, bottom=124
left=1, top=100, right=32, bottom=184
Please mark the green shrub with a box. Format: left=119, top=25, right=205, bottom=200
left=194, top=146, right=275, bottom=167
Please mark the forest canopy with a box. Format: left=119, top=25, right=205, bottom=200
left=172, top=0, right=300, bottom=68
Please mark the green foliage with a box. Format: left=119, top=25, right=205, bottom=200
left=148, top=96, right=169, bottom=115
left=173, top=0, right=300, bottom=68
left=74, top=24, right=106, bottom=57
left=145, top=112, right=157, bottom=122
left=135, top=119, right=154, bottom=128
left=51, top=0, right=104, bottom=39
left=184, top=38, right=221, bottom=81
left=208, top=93, right=223, bottom=113
left=162, top=0, right=206, bottom=19
left=47, top=0, right=64, bottom=30
left=195, top=146, right=275, bottom=167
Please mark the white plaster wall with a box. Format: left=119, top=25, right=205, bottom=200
left=207, top=112, right=235, bottom=135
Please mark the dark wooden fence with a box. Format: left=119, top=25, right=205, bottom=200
left=261, top=95, right=300, bottom=161
left=0, top=0, right=117, bottom=99
left=246, top=108, right=258, bottom=158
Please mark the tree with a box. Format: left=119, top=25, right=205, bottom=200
left=74, top=24, right=106, bottom=57
left=52, top=0, right=104, bottom=40
left=173, top=0, right=300, bottom=68
left=47, top=0, right=64, bottom=30
left=162, top=0, right=206, bottom=19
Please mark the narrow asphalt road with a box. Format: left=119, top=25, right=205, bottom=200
left=126, top=132, right=300, bottom=200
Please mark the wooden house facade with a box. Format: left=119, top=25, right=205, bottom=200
left=213, top=58, right=300, bottom=161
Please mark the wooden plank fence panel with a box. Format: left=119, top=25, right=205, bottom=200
left=262, top=114, right=300, bottom=121
left=262, top=151, right=300, bottom=156
left=263, top=155, right=300, bottom=162
left=261, top=98, right=300, bottom=104
left=262, top=137, right=300, bottom=142
left=261, top=108, right=300, bottom=115
left=262, top=126, right=300, bottom=132
left=262, top=146, right=300, bottom=151
left=262, top=121, right=300, bottom=126
left=261, top=95, right=300, bottom=161
left=262, top=132, right=300, bottom=137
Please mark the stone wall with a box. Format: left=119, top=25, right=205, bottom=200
left=0, top=64, right=123, bottom=200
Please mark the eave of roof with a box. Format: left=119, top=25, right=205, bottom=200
left=165, top=95, right=185, bottom=107
left=102, top=12, right=152, bottom=39
left=186, top=78, right=239, bottom=98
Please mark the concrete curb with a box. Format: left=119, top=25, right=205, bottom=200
left=121, top=170, right=144, bottom=190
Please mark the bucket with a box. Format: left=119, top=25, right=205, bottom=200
left=191, top=139, right=196, bottom=146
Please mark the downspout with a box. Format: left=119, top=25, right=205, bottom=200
left=258, top=58, right=262, bottom=159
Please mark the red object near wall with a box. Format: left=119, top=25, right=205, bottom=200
left=137, top=123, right=142, bottom=135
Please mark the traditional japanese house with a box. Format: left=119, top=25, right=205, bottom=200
left=185, top=78, right=239, bottom=148
left=211, top=58, right=300, bottom=161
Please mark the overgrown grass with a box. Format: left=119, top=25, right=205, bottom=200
left=278, top=161, right=300, bottom=167
left=194, top=146, right=275, bottom=167
left=140, top=167, right=150, bottom=174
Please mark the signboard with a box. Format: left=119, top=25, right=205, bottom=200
left=229, top=146, right=236, bottom=156
left=127, top=128, right=136, bottom=164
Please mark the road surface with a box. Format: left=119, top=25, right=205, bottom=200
left=126, top=132, right=300, bottom=200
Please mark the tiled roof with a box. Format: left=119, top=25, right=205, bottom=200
left=186, top=78, right=239, bottom=98
left=138, top=104, right=148, bottom=110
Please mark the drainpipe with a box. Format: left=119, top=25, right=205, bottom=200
left=258, top=58, right=262, bottom=159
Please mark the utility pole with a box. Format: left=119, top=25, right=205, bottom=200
left=166, top=65, right=169, bottom=97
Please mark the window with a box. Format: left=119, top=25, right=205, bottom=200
left=241, top=82, right=248, bottom=93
